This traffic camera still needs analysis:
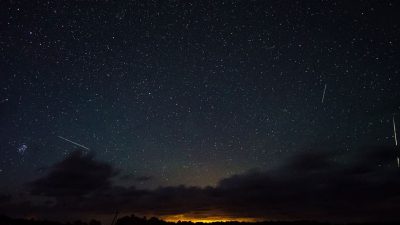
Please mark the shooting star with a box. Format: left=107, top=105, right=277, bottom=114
left=264, top=45, right=276, bottom=50
left=0, top=98, right=8, bottom=103
left=393, top=115, right=399, bottom=168
left=393, top=115, right=398, bottom=146
left=321, top=84, right=327, bottom=103
left=58, top=136, right=90, bottom=150
left=397, top=157, right=400, bottom=169
left=110, top=210, right=119, bottom=225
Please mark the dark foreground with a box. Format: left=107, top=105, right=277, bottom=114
left=1, top=215, right=399, bottom=225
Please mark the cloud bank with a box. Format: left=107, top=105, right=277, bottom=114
left=1, top=147, right=400, bottom=222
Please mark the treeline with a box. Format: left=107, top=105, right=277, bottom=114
left=0, top=214, right=399, bottom=225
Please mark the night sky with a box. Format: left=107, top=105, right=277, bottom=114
left=1, top=0, right=400, bottom=223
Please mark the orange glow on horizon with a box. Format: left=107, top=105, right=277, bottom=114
left=161, top=214, right=261, bottom=223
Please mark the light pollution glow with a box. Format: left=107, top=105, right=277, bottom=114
left=161, top=214, right=261, bottom=223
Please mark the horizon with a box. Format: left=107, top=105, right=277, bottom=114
left=2, top=214, right=400, bottom=225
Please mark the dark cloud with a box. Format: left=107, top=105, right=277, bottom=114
left=119, top=174, right=153, bottom=182
left=2, top=147, right=400, bottom=222
left=284, top=151, right=334, bottom=171
left=214, top=146, right=400, bottom=221
left=0, top=194, right=11, bottom=203
left=29, top=151, right=118, bottom=197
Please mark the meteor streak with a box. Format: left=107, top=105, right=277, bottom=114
left=321, top=84, right=327, bottom=103
left=58, top=136, right=90, bottom=150
left=264, top=45, right=276, bottom=50
left=393, top=116, right=398, bottom=146
left=393, top=116, right=399, bottom=168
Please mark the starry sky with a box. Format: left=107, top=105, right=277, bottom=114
left=1, top=0, right=400, bottom=223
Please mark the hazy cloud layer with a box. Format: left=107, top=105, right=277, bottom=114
left=1, top=147, right=400, bottom=222
left=29, top=151, right=118, bottom=197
